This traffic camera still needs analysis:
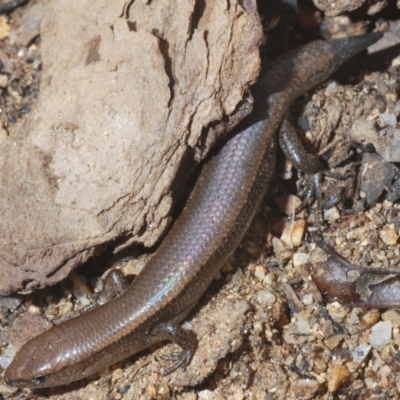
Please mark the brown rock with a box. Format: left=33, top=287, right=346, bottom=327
left=0, top=0, right=262, bottom=294
left=290, top=379, right=320, bottom=400
left=328, top=364, right=351, bottom=392
left=7, top=312, right=51, bottom=348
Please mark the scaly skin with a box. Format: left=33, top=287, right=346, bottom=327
left=4, top=32, right=382, bottom=388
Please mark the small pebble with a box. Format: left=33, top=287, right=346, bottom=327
left=0, top=16, right=10, bottom=40
left=280, top=220, right=306, bottom=248
left=361, top=309, right=381, bottom=328
left=0, top=345, right=17, bottom=369
left=123, top=258, right=145, bottom=276
left=323, top=206, right=340, bottom=222
left=361, top=153, right=396, bottom=206
left=253, top=321, right=263, bottom=333
left=301, top=294, right=314, bottom=306
left=148, top=383, right=157, bottom=398
left=379, top=112, right=397, bottom=128
left=379, top=224, right=398, bottom=245
left=198, top=389, right=225, bottom=400
left=263, top=272, right=275, bottom=286
left=326, top=303, right=347, bottom=324
left=290, top=379, right=320, bottom=400
left=71, top=273, right=91, bottom=306
left=272, top=237, right=292, bottom=265
left=256, top=290, right=276, bottom=305
left=0, top=74, right=8, bottom=88
left=378, top=365, right=391, bottom=387
left=112, top=368, right=123, bottom=382
left=295, top=311, right=310, bottom=334
left=182, top=320, right=193, bottom=330
left=292, top=252, right=309, bottom=267
left=57, top=300, right=73, bottom=316
left=328, top=365, right=351, bottom=392
left=27, top=305, right=41, bottom=315
left=382, top=128, right=400, bottom=162
left=314, top=358, right=327, bottom=374
left=369, top=320, right=392, bottom=351
left=382, top=310, right=400, bottom=328
left=254, top=265, right=266, bottom=281
left=351, top=344, right=371, bottom=364
left=325, top=335, right=343, bottom=350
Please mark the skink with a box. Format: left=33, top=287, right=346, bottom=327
left=4, top=32, right=382, bottom=388
left=0, top=0, right=28, bottom=12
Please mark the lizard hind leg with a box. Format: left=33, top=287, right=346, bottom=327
left=149, top=320, right=198, bottom=375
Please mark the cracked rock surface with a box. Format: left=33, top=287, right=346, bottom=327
left=0, top=0, right=262, bottom=294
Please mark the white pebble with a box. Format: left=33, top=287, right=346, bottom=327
left=369, top=321, right=392, bottom=351
left=292, top=252, right=309, bottom=267
left=324, top=206, right=340, bottom=222
left=296, top=311, right=311, bottom=334
left=379, top=112, right=397, bottom=128
left=254, top=266, right=266, bottom=281
left=280, top=220, right=306, bottom=247
left=257, top=290, right=276, bottom=305
left=351, top=344, right=371, bottom=363
left=198, top=389, right=225, bottom=400
left=301, top=294, right=314, bottom=306
left=0, top=345, right=17, bottom=369
left=27, top=305, right=41, bottom=315
left=71, top=273, right=91, bottom=306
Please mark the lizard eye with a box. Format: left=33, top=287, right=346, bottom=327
left=32, top=375, right=47, bottom=386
